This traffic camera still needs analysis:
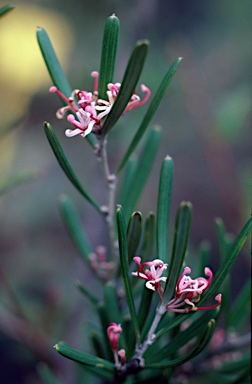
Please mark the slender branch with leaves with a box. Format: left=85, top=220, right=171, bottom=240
left=33, top=13, right=252, bottom=384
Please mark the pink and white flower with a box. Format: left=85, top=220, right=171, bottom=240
left=132, top=256, right=168, bottom=300
left=50, top=72, right=150, bottom=138
left=166, top=267, right=222, bottom=313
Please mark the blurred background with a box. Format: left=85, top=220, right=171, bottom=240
left=0, top=0, right=251, bottom=383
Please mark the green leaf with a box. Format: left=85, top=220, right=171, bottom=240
left=147, top=308, right=219, bottom=363
left=157, top=216, right=252, bottom=338
left=200, top=217, right=252, bottom=305
left=0, top=4, right=14, bottom=17
left=127, top=211, right=143, bottom=264
left=214, top=218, right=232, bottom=325
left=97, top=302, right=113, bottom=360
left=118, top=156, right=137, bottom=209
left=98, top=15, right=120, bottom=100
left=37, top=28, right=72, bottom=97
left=216, top=353, right=251, bottom=374
left=44, top=123, right=101, bottom=214
left=59, top=194, right=94, bottom=264
left=137, top=285, right=154, bottom=332
left=215, top=218, right=229, bottom=262
left=37, top=29, right=97, bottom=148
left=161, top=201, right=192, bottom=307
left=116, top=205, right=140, bottom=343
left=37, top=363, right=60, bottom=384
left=197, top=240, right=211, bottom=275
left=156, top=155, right=174, bottom=263
left=101, top=40, right=149, bottom=137
left=75, top=281, right=99, bottom=308
left=104, top=282, right=122, bottom=325
left=141, top=212, right=155, bottom=262
left=0, top=172, right=37, bottom=196
left=104, top=282, right=127, bottom=352
left=145, top=319, right=216, bottom=369
left=90, top=331, right=106, bottom=359
left=123, top=126, right=162, bottom=223
left=227, top=278, right=251, bottom=329
left=117, top=57, right=182, bottom=174
left=55, top=342, right=114, bottom=372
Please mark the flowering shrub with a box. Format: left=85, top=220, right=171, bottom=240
left=35, top=13, right=251, bottom=384
left=0, top=7, right=250, bottom=383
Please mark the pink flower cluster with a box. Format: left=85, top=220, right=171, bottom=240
left=132, top=258, right=222, bottom=313
left=132, top=256, right=168, bottom=300
left=166, top=266, right=221, bottom=313
left=50, top=72, right=150, bottom=138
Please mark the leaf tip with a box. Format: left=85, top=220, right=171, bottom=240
left=164, top=154, right=173, bottom=161
left=136, top=39, right=150, bottom=48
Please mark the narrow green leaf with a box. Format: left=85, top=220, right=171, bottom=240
left=215, top=218, right=229, bottom=262
left=145, top=319, right=216, bottom=369
left=37, top=27, right=72, bottom=97
left=116, top=205, right=140, bottom=342
left=216, top=353, right=251, bottom=374
left=0, top=172, right=37, bottom=196
left=83, top=365, right=113, bottom=381
left=123, top=126, right=162, bottom=223
left=101, top=40, right=149, bottom=137
left=0, top=4, right=14, bottom=17
left=75, top=281, right=99, bottom=308
left=227, top=278, right=251, bottom=329
left=147, top=308, right=219, bottom=363
left=156, top=155, right=174, bottom=262
left=90, top=332, right=106, bottom=359
left=198, top=240, right=211, bottom=275
left=117, top=57, right=182, bottom=174
left=37, top=363, right=60, bottom=384
left=157, top=217, right=252, bottom=337
left=98, top=15, right=120, bottom=100
left=104, top=282, right=122, bottom=325
left=137, top=285, right=154, bottom=331
left=59, top=194, right=93, bottom=264
left=161, top=201, right=192, bottom=307
left=104, top=282, right=127, bottom=352
left=127, top=211, right=143, bottom=264
left=55, top=342, right=114, bottom=372
left=200, top=217, right=252, bottom=305
left=118, top=156, right=137, bottom=209
left=37, top=30, right=98, bottom=148
left=97, top=302, right=113, bottom=360
left=141, top=212, right=155, bottom=262
left=44, top=123, right=101, bottom=214
left=215, top=218, right=231, bottom=325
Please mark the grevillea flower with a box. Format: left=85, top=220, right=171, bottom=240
left=107, top=322, right=122, bottom=352
left=132, top=256, right=168, bottom=300
left=50, top=72, right=150, bottom=138
left=107, top=323, right=125, bottom=366
left=166, top=266, right=222, bottom=313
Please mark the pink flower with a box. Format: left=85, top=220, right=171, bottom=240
left=107, top=322, right=122, bottom=351
left=132, top=257, right=168, bottom=300
left=107, top=323, right=126, bottom=366
left=166, top=267, right=222, bottom=313
left=49, top=72, right=150, bottom=138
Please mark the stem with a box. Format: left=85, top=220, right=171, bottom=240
left=100, top=136, right=117, bottom=261
left=133, top=305, right=166, bottom=361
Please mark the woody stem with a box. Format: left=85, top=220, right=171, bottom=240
left=100, top=136, right=117, bottom=261
left=133, top=305, right=166, bottom=360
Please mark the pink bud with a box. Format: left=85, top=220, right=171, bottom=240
left=107, top=323, right=122, bottom=351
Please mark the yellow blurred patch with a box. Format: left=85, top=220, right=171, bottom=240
left=0, top=3, right=74, bottom=94
left=0, top=3, right=74, bottom=177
